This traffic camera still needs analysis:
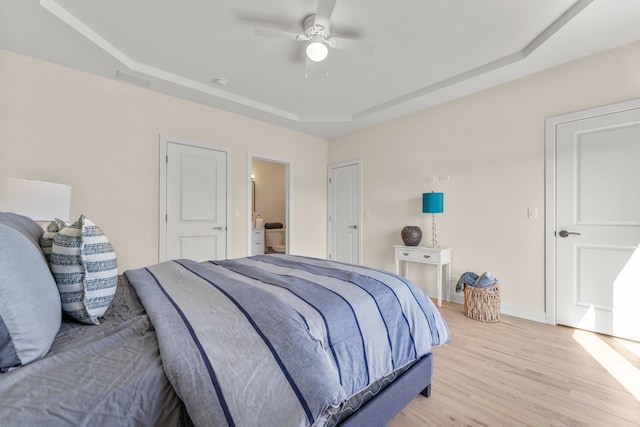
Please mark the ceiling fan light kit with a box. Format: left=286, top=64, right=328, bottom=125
left=303, top=15, right=330, bottom=62
left=306, top=40, right=329, bottom=62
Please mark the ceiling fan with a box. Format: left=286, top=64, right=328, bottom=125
left=254, top=0, right=374, bottom=67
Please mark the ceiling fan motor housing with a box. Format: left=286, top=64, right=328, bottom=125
left=303, top=14, right=330, bottom=40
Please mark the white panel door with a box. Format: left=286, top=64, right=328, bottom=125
left=556, top=108, right=640, bottom=341
left=328, top=162, right=360, bottom=264
left=166, top=142, right=227, bottom=262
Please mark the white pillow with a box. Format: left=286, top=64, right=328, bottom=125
left=51, top=215, right=118, bottom=325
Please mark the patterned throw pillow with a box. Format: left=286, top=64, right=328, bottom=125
left=50, top=215, right=118, bottom=325
left=39, top=218, right=66, bottom=263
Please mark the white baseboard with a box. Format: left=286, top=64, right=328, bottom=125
left=499, top=304, right=547, bottom=323
left=426, top=280, right=547, bottom=324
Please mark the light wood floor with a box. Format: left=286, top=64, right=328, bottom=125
left=388, top=302, right=640, bottom=426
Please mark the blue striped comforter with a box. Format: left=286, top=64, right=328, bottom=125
left=125, top=255, right=450, bottom=427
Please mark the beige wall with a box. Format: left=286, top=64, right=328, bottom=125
left=328, top=40, right=640, bottom=320
left=0, top=49, right=328, bottom=272
left=3, top=38, right=640, bottom=320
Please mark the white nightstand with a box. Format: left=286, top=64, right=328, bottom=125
left=394, top=245, right=452, bottom=307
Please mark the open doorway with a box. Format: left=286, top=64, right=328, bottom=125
left=247, top=153, right=289, bottom=256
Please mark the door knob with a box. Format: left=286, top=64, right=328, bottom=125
left=558, top=230, right=581, bottom=238
left=212, top=227, right=224, bottom=231
left=348, top=225, right=358, bottom=229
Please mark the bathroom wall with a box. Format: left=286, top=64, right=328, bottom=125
left=252, top=159, right=286, bottom=226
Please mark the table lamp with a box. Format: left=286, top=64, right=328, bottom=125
left=422, top=192, right=444, bottom=248
left=0, top=177, right=71, bottom=223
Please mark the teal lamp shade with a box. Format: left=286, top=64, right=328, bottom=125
left=422, top=192, right=444, bottom=214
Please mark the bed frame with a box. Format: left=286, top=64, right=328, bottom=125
left=339, top=353, right=433, bottom=426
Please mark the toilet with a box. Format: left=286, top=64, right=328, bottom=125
left=265, top=224, right=286, bottom=254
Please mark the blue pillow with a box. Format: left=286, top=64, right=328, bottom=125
left=0, top=212, right=45, bottom=251
left=0, top=213, right=62, bottom=371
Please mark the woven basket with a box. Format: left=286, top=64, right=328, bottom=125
left=464, top=284, right=500, bottom=322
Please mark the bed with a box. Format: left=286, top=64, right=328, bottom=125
left=0, top=212, right=450, bottom=426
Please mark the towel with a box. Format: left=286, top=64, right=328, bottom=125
left=456, top=271, right=478, bottom=293
left=455, top=271, right=499, bottom=292
left=265, top=222, right=284, bottom=229
left=475, top=272, right=498, bottom=288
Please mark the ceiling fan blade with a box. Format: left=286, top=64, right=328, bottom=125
left=315, top=0, right=337, bottom=27
left=329, top=37, right=375, bottom=54
left=255, top=27, right=303, bottom=41
left=235, top=11, right=298, bottom=30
